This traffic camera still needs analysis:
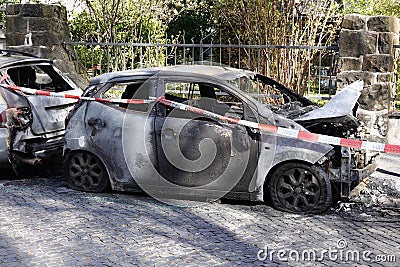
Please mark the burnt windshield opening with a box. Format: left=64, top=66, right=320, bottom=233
left=228, top=73, right=317, bottom=120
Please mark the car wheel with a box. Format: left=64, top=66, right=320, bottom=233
left=267, top=163, right=332, bottom=214
left=65, top=151, right=110, bottom=192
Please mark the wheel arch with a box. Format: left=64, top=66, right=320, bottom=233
left=265, top=159, right=314, bottom=185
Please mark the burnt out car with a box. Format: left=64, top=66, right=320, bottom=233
left=64, top=65, right=378, bottom=213
left=0, top=50, right=82, bottom=172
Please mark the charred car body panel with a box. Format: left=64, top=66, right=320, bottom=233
left=0, top=50, right=82, bottom=170
left=64, top=65, right=378, bottom=213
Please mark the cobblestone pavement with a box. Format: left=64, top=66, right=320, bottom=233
left=0, top=154, right=399, bottom=267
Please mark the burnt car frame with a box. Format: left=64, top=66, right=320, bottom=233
left=0, top=50, right=82, bottom=172
left=63, top=65, right=378, bottom=213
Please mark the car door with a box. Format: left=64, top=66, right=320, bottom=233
left=154, top=77, right=259, bottom=199
left=83, top=78, right=159, bottom=189
left=5, top=64, right=81, bottom=136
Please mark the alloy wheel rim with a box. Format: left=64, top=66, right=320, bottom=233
left=276, top=167, right=321, bottom=212
left=69, top=152, right=103, bottom=190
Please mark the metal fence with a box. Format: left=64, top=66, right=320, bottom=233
left=64, top=40, right=339, bottom=99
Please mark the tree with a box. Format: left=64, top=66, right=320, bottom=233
left=167, top=0, right=214, bottom=43
left=213, top=0, right=342, bottom=95
left=68, top=0, right=190, bottom=72
left=343, top=0, right=400, bottom=17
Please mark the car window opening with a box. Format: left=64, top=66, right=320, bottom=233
left=7, top=65, right=74, bottom=92
left=103, top=82, right=149, bottom=112
left=164, top=81, right=244, bottom=120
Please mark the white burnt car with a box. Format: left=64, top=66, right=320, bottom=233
left=63, top=65, right=378, bottom=213
left=0, top=50, right=82, bottom=173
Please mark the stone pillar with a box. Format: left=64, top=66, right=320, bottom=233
left=5, top=4, right=87, bottom=89
left=6, top=4, right=69, bottom=48
left=0, top=29, right=5, bottom=49
left=337, top=14, right=399, bottom=141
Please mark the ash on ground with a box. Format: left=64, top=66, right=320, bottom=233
left=333, top=153, right=400, bottom=219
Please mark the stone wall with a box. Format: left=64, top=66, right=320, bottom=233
left=5, top=4, right=87, bottom=89
left=337, top=14, right=399, bottom=141
left=0, top=29, right=5, bottom=49
left=6, top=4, right=69, bottom=47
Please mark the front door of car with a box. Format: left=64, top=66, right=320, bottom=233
left=83, top=79, right=159, bottom=190
left=154, top=78, right=258, bottom=199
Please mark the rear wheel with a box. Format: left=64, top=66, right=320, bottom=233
left=65, top=151, right=110, bottom=192
left=267, top=163, right=332, bottom=214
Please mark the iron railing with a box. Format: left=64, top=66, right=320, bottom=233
left=65, top=40, right=339, bottom=99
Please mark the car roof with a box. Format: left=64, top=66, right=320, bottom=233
left=89, top=65, right=256, bottom=85
left=0, top=53, right=53, bottom=68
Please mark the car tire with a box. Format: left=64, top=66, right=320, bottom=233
left=267, top=162, right=332, bottom=214
left=65, top=151, right=110, bottom=192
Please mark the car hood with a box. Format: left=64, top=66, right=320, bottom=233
left=294, top=81, right=363, bottom=122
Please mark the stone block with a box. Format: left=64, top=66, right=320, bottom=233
left=339, top=30, right=377, bottom=57
left=6, top=5, right=21, bottom=16
left=27, top=18, right=51, bottom=32
left=341, top=14, right=366, bottom=30
left=358, top=83, right=390, bottom=110
left=18, top=4, right=44, bottom=17
left=5, top=32, right=26, bottom=46
left=6, top=16, right=27, bottom=33
left=377, top=73, right=394, bottom=83
left=378, top=32, right=394, bottom=54
left=362, top=54, right=394, bottom=72
left=338, top=57, right=362, bottom=72
left=336, top=71, right=375, bottom=90
left=30, top=33, right=61, bottom=46
left=367, top=16, right=400, bottom=33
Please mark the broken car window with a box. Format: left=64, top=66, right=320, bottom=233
left=163, top=81, right=243, bottom=119
left=7, top=64, right=75, bottom=92
left=102, top=81, right=149, bottom=112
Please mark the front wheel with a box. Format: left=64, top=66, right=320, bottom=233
left=267, top=163, right=332, bottom=214
left=65, top=151, right=110, bottom=192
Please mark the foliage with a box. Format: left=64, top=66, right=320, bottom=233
left=310, top=98, right=329, bottom=106
left=343, top=0, right=400, bottom=17
left=167, top=0, right=214, bottom=43
left=212, top=0, right=342, bottom=95
left=68, top=0, right=191, bottom=73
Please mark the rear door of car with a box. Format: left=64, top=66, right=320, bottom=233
left=4, top=63, right=81, bottom=136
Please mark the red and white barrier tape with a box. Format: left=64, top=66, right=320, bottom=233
left=1, top=75, right=400, bottom=154
left=157, top=97, right=400, bottom=154
left=0, top=81, right=153, bottom=105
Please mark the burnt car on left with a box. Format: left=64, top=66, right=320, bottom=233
left=0, top=50, right=82, bottom=173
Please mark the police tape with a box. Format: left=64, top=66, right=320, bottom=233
left=1, top=80, right=400, bottom=154
left=0, top=81, right=153, bottom=105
